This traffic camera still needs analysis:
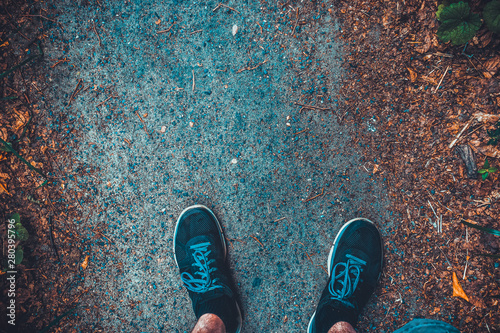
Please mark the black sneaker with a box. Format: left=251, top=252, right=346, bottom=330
left=308, top=218, right=383, bottom=333
left=173, top=205, right=242, bottom=333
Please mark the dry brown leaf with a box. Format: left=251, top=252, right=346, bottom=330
left=472, top=112, right=500, bottom=123
left=416, top=32, right=432, bottom=54
left=0, top=182, right=11, bottom=195
left=0, top=127, right=7, bottom=141
left=476, top=30, right=493, bottom=48
left=470, top=140, right=500, bottom=158
left=382, top=15, right=391, bottom=28
left=12, top=107, right=28, bottom=134
left=81, top=255, right=90, bottom=269
left=482, top=56, right=500, bottom=79
left=420, top=75, right=438, bottom=85
left=475, top=146, right=499, bottom=158
left=491, top=190, right=500, bottom=199
left=452, top=271, right=470, bottom=302
left=407, top=68, right=417, bottom=83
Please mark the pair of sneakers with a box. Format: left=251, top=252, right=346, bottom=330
left=173, top=205, right=383, bottom=333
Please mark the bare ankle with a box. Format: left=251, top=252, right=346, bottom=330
left=192, top=313, right=226, bottom=333
left=328, top=321, right=356, bottom=333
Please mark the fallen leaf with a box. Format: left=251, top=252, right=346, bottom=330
left=81, top=255, right=90, bottom=269
left=373, top=164, right=379, bottom=174
left=482, top=56, right=500, bottom=79
left=420, top=75, right=438, bottom=85
left=0, top=127, right=7, bottom=141
left=0, top=182, right=11, bottom=196
left=416, top=32, right=432, bottom=54
left=407, top=68, right=417, bottom=83
left=472, top=112, right=500, bottom=123
left=452, top=271, right=470, bottom=302
left=470, top=140, right=499, bottom=158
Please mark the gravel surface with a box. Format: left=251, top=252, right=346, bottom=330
left=40, top=0, right=392, bottom=331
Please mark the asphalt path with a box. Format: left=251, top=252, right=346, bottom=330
left=40, top=1, right=391, bottom=331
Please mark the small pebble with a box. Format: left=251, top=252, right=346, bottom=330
left=160, top=126, right=166, bottom=133
left=232, top=25, right=238, bottom=36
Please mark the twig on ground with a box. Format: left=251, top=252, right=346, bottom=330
left=463, top=249, right=469, bottom=280
left=449, top=120, right=472, bottom=149
left=428, top=200, right=438, bottom=218
left=236, top=59, right=268, bottom=73
left=294, top=102, right=332, bottom=112
left=273, top=217, right=286, bottom=222
left=157, top=22, right=177, bottom=34
left=67, top=79, right=83, bottom=106
left=136, top=111, right=151, bottom=138
left=213, top=3, right=240, bottom=13
left=462, top=123, right=486, bottom=141
left=192, top=69, right=195, bottom=92
left=303, top=188, right=324, bottom=203
left=50, top=57, right=69, bottom=68
left=96, top=95, right=117, bottom=107
left=438, top=248, right=453, bottom=268
left=256, top=21, right=263, bottom=34
left=292, top=8, right=299, bottom=35
left=98, top=231, right=114, bottom=244
left=250, top=235, right=264, bottom=248
left=93, top=24, right=102, bottom=47
left=433, top=65, right=450, bottom=93
left=293, top=128, right=309, bottom=136
left=295, top=242, right=313, bottom=264
left=190, top=29, right=202, bottom=35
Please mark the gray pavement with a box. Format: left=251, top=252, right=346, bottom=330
left=40, top=0, right=392, bottom=331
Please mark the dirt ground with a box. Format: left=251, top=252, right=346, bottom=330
left=1, top=0, right=499, bottom=332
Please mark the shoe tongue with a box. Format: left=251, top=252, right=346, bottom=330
left=341, top=248, right=369, bottom=265
left=186, top=235, right=213, bottom=248
left=184, top=235, right=224, bottom=264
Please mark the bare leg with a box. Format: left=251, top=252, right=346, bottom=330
left=328, top=321, right=357, bottom=333
left=192, top=313, right=226, bottom=333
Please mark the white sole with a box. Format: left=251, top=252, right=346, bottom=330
left=307, top=218, right=378, bottom=333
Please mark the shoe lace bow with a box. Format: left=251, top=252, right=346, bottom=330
left=181, top=242, right=223, bottom=293
left=329, top=254, right=366, bottom=303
